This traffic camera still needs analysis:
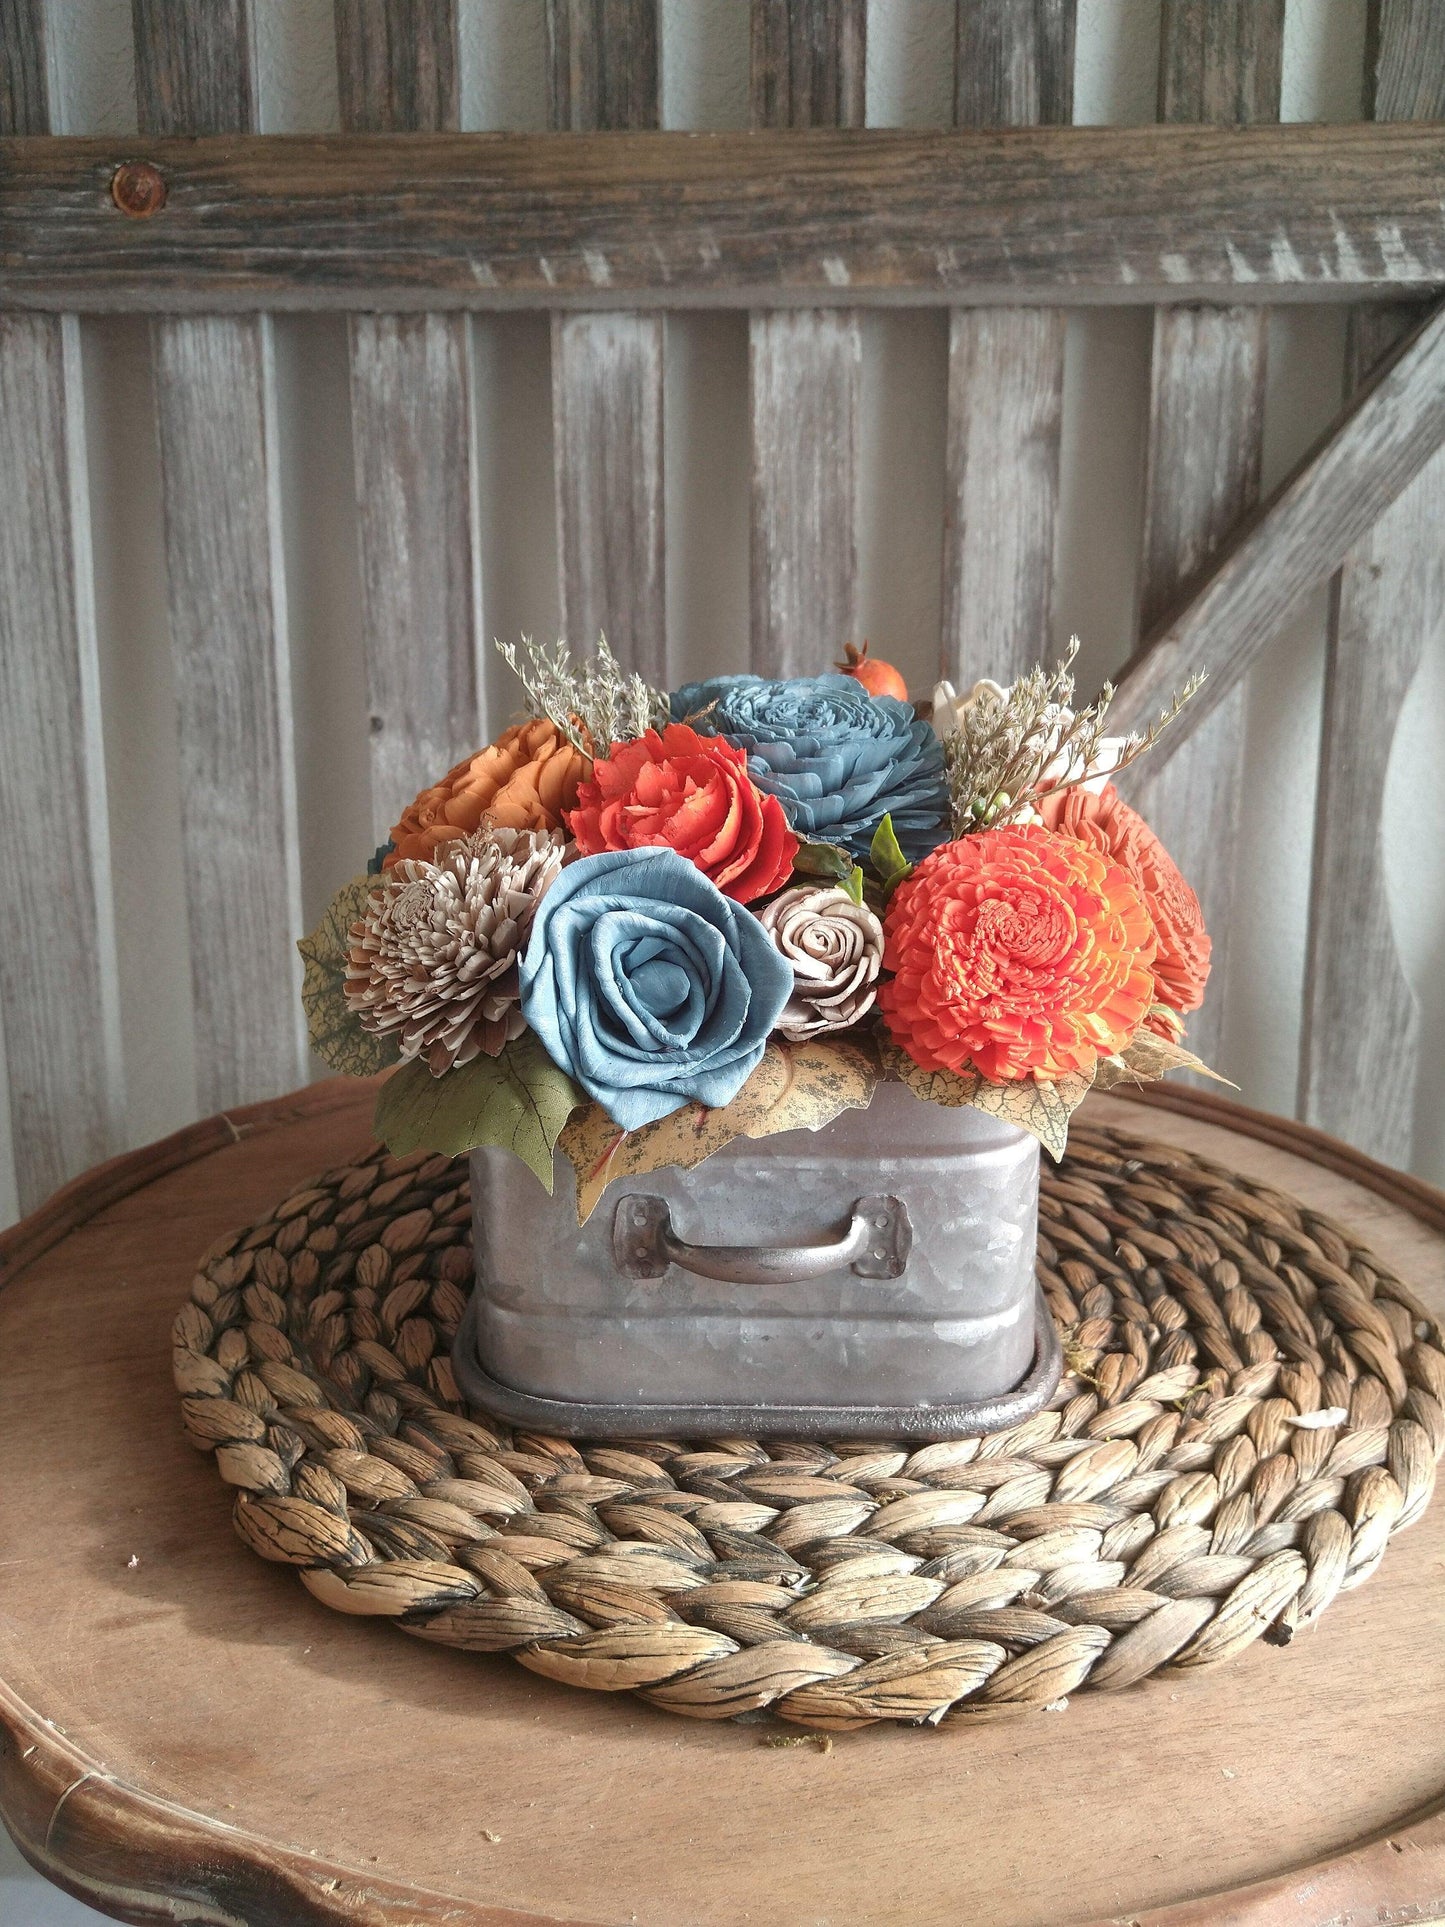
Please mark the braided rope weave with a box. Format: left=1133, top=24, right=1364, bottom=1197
left=172, top=1121, right=1445, bottom=1729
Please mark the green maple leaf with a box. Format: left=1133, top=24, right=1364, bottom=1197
left=372, top=1034, right=583, bottom=1190
left=297, top=876, right=400, bottom=1077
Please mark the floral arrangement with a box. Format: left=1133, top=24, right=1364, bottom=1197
left=300, top=636, right=1216, bottom=1221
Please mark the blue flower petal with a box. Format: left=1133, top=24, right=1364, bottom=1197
left=519, top=847, right=793, bottom=1130
left=672, top=672, right=949, bottom=861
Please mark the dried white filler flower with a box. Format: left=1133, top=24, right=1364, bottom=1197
left=757, top=885, right=885, bottom=1040
left=495, top=632, right=671, bottom=757
left=344, top=827, right=564, bottom=1074
left=936, top=637, right=1205, bottom=835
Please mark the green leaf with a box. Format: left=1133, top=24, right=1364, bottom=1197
left=372, top=1034, right=582, bottom=1189
left=868, top=814, right=913, bottom=897
left=297, top=877, right=400, bottom=1077
left=843, top=864, right=865, bottom=906
left=793, top=839, right=856, bottom=885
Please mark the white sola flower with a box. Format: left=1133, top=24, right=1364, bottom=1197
left=344, top=827, right=564, bottom=1074
left=931, top=676, right=1127, bottom=797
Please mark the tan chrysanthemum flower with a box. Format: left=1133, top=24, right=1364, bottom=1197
left=344, top=828, right=563, bottom=1074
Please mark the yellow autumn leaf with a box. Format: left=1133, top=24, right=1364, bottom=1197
left=557, top=1033, right=882, bottom=1223
left=882, top=1044, right=1090, bottom=1161
left=1094, top=1026, right=1233, bottom=1090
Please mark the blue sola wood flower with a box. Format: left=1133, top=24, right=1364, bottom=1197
left=518, top=848, right=793, bottom=1132
left=670, top=673, right=949, bottom=863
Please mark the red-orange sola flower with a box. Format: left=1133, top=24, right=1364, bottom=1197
left=1037, top=783, right=1211, bottom=1017
left=566, top=722, right=799, bottom=903
left=879, top=825, right=1157, bottom=1083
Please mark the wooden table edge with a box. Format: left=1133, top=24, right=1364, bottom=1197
left=1, top=1081, right=1443, bottom=1927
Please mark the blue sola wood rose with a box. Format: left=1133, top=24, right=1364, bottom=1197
left=518, top=848, right=794, bottom=1132
left=671, top=672, right=949, bottom=863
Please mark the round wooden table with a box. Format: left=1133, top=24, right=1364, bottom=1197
left=1, top=1081, right=1443, bottom=1927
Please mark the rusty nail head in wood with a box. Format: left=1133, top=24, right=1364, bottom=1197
left=111, top=160, right=167, bottom=217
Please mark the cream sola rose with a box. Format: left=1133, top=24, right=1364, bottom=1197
left=519, top=847, right=793, bottom=1131
left=756, top=885, right=884, bottom=1040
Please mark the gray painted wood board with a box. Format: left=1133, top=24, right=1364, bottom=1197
left=1127, top=0, right=1281, bottom=1075
left=547, top=0, right=659, bottom=134
left=8, top=125, right=1445, bottom=312
left=942, top=1, right=1073, bottom=691
left=138, top=0, right=306, bottom=1112
left=547, top=0, right=665, bottom=683
left=0, top=2, right=123, bottom=1211
left=334, top=0, right=457, bottom=134
left=1108, top=293, right=1445, bottom=752
left=336, top=0, right=483, bottom=843
left=1299, top=0, right=1445, bottom=1165
left=749, top=0, right=865, bottom=678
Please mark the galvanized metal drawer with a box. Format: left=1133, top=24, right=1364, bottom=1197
left=453, top=1079, right=1061, bottom=1439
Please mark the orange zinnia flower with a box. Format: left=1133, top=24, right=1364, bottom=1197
left=879, top=826, right=1157, bottom=1083
left=567, top=723, right=799, bottom=903
left=385, top=719, right=588, bottom=868
left=1037, top=783, right=1211, bottom=1017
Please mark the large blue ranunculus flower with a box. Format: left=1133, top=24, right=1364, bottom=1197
left=518, top=848, right=792, bottom=1132
left=671, top=673, right=949, bottom=862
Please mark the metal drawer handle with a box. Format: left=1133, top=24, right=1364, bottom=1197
left=613, top=1192, right=912, bottom=1284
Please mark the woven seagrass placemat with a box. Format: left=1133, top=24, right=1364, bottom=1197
left=172, top=1119, right=1444, bottom=1730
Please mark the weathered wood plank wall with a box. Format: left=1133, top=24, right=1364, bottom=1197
left=1128, top=0, right=1284, bottom=1075
left=335, top=0, right=484, bottom=848
left=1299, top=0, right=1445, bottom=1167
left=547, top=0, right=666, bottom=683
left=3, top=3, right=1445, bottom=1224
left=942, top=0, right=1074, bottom=690
left=8, top=124, right=1445, bottom=312
left=133, top=0, right=307, bottom=1115
left=0, top=0, right=124, bottom=1213
left=1109, top=295, right=1445, bottom=743
left=748, top=0, right=865, bottom=678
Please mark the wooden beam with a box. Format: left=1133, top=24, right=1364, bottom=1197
left=136, top=0, right=307, bottom=1112
left=749, top=0, right=865, bottom=678
left=1127, top=0, right=1283, bottom=1074
left=5, top=123, right=1444, bottom=313
left=941, top=1, right=1074, bottom=690
left=336, top=0, right=484, bottom=844
left=548, top=0, right=666, bottom=683
left=1299, top=0, right=1445, bottom=1167
left=0, top=0, right=124, bottom=1211
left=1108, top=293, right=1445, bottom=749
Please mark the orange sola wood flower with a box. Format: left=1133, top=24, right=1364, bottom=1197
left=566, top=722, right=799, bottom=903
left=1037, top=782, right=1211, bottom=1019
left=385, top=719, right=588, bottom=868
left=879, top=825, right=1157, bottom=1082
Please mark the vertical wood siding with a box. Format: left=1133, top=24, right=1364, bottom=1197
left=135, top=0, right=308, bottom=1113
left=1127, top=0, right=1284, bottom=1076
left=548, top=0, right=666, bottom=684
left=1299, top=0, right=1445, bottom=1166
left=941, top=0, right=1074, bottom=692
left=0, top=0, right=124, bottom=1212
left=335, top=0, right=484, bottom=845
left=748, top=0, right=865, bottom=679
